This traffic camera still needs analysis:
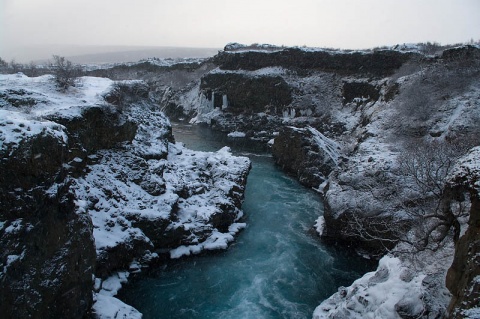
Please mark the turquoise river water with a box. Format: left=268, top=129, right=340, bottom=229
left=118, top=123, right=374, bottom=319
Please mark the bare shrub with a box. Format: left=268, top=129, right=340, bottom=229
left=50, top=55, right=82, bottom=91
left=395, top=138, right=473, bottom=252
left=103, top=81, right=150, bottom=112
left=25, top=62, right=38, bottom=77
left=342, top=138, right=475, bottom=255
left=419, top=42, right=443, bottom=55
left=8, top=59, right=22, bottom=73
left=0, top=57, right=7, bottom=73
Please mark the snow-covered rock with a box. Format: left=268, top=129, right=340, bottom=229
left=0, top=74, right=252, bottom=319
left=314, top=254, right=451, bottom=319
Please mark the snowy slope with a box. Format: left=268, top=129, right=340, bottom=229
left=314, top=51, right=480, bottom=318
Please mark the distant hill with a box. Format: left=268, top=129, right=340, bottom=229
left=66, top=47, right=220, bottom=64
left=3, top=44, right=220, bottom=64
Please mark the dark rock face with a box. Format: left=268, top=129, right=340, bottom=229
left=0, top=131, right=96, bottom=319
left=271, top=126, right=340, bottom=188
left=47, top=105, right=137, bottom=155
left=445, top=195, right=480, bottom=318
left=342, top=81, right=381, bottom=104
left=200, top=73, right=292, bottom=115
left=441, top=45, right=480, bottom=61
left=213, top=48, right=418, bottom=77
left=444, top=147, right=480, bottom=318
left=321, top=201, right=405, bottom=257
left=0, top=87, right=138, bottom=318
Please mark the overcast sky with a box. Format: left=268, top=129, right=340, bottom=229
left=1, top=0, right=479, bottom=61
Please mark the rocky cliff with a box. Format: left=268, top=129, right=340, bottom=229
left=214, top=47, right=419, bottom=76
left=445, top=147, right=480, bottom=318
left=0, top=74, right=251, bottom=318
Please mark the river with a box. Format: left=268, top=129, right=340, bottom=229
left=118, top=123, right=374, bottom=319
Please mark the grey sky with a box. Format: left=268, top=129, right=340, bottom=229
left=1, top=0, right=479, bottom=61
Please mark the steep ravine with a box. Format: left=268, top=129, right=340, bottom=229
left=159, top=44, right=480, bottom=317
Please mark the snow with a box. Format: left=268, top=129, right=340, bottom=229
left=0, top=74, right=118, bottom=156
left=93, top=293, right=142, bottom=319
left=2, top=250, right=26, bottom=275
left=0, top=109, right=68, bottom=153
left=0, top=74, right=114, bottom=119
left=3, top=219, right=25, bottom=234
left=314, top=216, right=325, bottom=236
left=82, top=57, right=206, bottom=73
left=227, top=131, right=246, bottom=138
left=99, top=271, right=130, bottom=297
left=68, top=93, right=250, bottom=259
left=92, top=271, right=144, bottom=318
left=313, top=256, right=427, bottom=319
left=170, top=223, right=246, bottom=259
left=209, top=66, right=286, bottom=77
left=311, top=61, right=480, bottom=317
left=463, top=307, right=480, bottom=319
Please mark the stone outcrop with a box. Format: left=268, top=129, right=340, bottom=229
left=200, top=73, right=292, bottom=115
left=441, top=45, right=480, bottom=61
left=342, top=81, right=381, bottom=105
left=213, top=48, right=419, bottom=77
left=47, top=105, right=137, bottom=159
left=0, top=118, right=96, bottom=319
left=445, top=147, right=480, bottom=318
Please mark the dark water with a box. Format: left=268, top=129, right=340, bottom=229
left=119, top=123, right=374, bottom=319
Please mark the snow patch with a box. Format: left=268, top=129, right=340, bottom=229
left=93, top=294, right=142, bottom=319
left=314, top=216, right=325, bottom=236
left=227, top=131, right=246, bottom=138
left=448, top=146, right=480, bottom=195
left=170, top=223, right=246, bottom=259
left=92, top=272, right=142, bottom=319
left=0, top=110, right=68, bottom=153
left=313, top=256, right=426, bottom=319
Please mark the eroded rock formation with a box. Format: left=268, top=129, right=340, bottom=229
left=0, top=75, right=251, bottom=318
